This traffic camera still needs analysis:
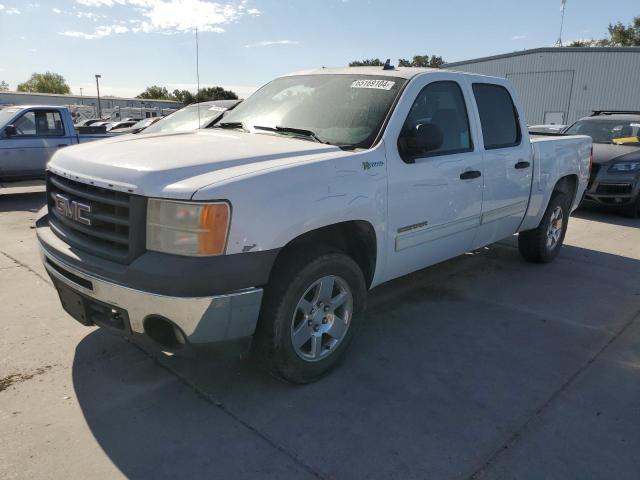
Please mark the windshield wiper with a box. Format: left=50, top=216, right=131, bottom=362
left=215, top=121, right=248, bottom=132
left=254, top=125, right=328, bottom=145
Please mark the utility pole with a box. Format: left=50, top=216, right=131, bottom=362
left=80, top=87, right=83, bottom=105
left=95, top=74, right=102, bottom=118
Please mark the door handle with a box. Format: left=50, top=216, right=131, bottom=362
left=57, top=144, right=69, bottom=148
left=460, top=170, right=481, bottom=180
left=515, top=160, right=530, bottom=169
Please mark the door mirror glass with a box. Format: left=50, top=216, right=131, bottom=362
left=400, top=123, right=444, bottom=159
left=5, top=125, right=17, bottom=136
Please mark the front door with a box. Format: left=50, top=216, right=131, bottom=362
left=384, top=75, right=484, bottom=281
left=1, top=109, right=71, bottom=179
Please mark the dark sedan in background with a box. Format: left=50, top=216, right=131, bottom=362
left=564, top=111, right=640, bottom=217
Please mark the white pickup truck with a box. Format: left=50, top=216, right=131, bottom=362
left=37, top=67, right=592, bottom=382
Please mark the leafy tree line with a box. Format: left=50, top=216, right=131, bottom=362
left=349, top=54, right=445, bottom=68
left=14, top=72, right=71, bottom=94
left=0, top=80, right=9, bottom=92
left=136, top=85, right=238, bottom=104
left=568, top=15, right=640, bottom=47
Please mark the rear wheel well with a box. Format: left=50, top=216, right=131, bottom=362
left=553, top=174, right=578, bottom=205
left=272, top=221, right=377, bottom=288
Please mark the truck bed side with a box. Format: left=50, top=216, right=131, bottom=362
left=519, top=134, right=592, bottom=232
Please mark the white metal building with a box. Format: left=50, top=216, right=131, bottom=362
left=444, top=47, right=640, bottom=126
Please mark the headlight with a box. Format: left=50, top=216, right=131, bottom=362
left=146, top=199, right=230, bottom=256
left=609, top=162, right=640, bottom=173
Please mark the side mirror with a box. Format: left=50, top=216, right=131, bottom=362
left=399, top=122, right=443, bottom=161
left=5, top=125, right=17, bottom=137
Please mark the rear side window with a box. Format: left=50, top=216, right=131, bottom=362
left=472, top=83, right=521, bottom=149
left=37, top=111, right=65, bottom=136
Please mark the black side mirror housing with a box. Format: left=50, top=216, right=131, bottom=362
left=399, top=122, right=443, bottom=161
left=5, top=125, right=17, bottom=137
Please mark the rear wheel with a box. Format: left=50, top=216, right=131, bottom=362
left=518, top=192, right=570, bottom=263
left=254, top=248, right=366, bottom=383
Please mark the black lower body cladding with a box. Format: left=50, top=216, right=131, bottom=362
left=36, top=212, right=280, bottom=297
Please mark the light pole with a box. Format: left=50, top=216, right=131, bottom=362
left=95, top=74, right=102, bottom=118
left=80, top=87, right=83, bottom=105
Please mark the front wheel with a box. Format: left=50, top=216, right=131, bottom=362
left=622, top=195, right=640, bottom=219
left=254, top=249, right=366, bottom=383
left=518, top=192, right=570, bottom=263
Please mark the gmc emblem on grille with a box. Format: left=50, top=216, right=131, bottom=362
left=54, top=194, right=92, bottom=226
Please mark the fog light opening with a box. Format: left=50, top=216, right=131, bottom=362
left=144, top=316, right=186, bottom=349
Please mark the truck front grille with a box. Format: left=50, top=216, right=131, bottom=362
left=46, top=173, right=146, bottom=264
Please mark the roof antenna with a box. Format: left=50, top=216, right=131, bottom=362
left=195, top=27, right=201, bottom=128
left=382, top=58, right=394, bottom=70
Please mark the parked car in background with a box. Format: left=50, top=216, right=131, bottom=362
left=38, top=67, right=591, bottom=383
left=75, top=118, right=103, bottom=127
left=529, top=124, right=567, bottom=135
left=105, top=120, right=139, bottom=131
left=0, top=106, right=116, bottom=181
left=140, top=99, right=241, bottom=135
left=564, top=111, right=640, bottom=217
left=109, top=117, right=162, bottom=134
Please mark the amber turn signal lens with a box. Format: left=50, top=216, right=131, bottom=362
left=198, top=203, right=230, bottom=255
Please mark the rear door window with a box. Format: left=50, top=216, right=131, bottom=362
left=472, top=84, right=521, bottom=149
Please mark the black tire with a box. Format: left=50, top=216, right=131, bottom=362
left=254, top=247, right=367, bottom=384
left=518, top=191, right=570, bottom=263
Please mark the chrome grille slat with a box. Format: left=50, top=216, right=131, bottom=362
left=49, top=175, right=130, bottom=208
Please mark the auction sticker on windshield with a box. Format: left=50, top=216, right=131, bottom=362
left=351, top=79, right=395, bottom=90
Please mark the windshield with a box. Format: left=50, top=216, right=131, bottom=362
left=565, top=119, right=640, bottom=144
left=142, top=104, right=226, bottom=135
left=0, top=107, right=22, bottom=128
left=221, top=74, right=406, bottom=148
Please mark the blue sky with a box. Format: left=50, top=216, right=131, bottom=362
left=0, top=0, right=638, bottom=98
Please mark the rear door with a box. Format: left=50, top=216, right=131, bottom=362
left=384, top=73, right=484, bottom=281
left=470, top=81, right=532, bottom=248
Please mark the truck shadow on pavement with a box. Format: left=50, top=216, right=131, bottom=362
left=71, top=242, right=640, bottom=479
left=572, top=205, right=640, bottom=228
left=0, top=190, right=46, bottom=213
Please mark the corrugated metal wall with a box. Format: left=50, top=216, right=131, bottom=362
left=445, top=49, right=640, bottom=125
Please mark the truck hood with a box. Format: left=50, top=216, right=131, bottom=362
left=592, top=143, right=640, bottom=165
left=48, top=130, right=343, bottom=199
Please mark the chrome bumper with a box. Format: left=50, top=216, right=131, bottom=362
left=41, top=247, right=264, bottom=344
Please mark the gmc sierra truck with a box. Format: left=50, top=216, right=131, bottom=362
left=36, top=67, right=592, bottom=383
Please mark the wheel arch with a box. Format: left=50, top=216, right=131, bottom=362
left=270, top=220, right=378, bottom=289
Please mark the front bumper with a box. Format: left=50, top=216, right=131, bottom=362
left=583, top=168, right=639, bottom=206
left=38, top=210, right=264, bottom=345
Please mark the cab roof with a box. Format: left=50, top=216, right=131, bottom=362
left=283, top=66, right=441, bottom=79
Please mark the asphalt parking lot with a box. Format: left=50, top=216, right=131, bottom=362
left=1, top=186, right=639, bottom=480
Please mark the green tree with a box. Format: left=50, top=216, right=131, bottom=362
left=349, top=58, right=385, bottom=67
left=196, top=86, right=238, bottom=102
left=172, top=89, right=196, bottom=104
left=568, top=15, right=640, bottom=47
left=17, top=72, right=70, bottom=94
left=136, top=85, right=173, bottom=100
left=0, top=80, right=9, bottom=92
left=398, top=54, right=444, bottom=68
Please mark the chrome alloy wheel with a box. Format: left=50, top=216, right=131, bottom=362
left=290, top=275, right=353, bottom=362
left=546, top=206, right=564, bottom=250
